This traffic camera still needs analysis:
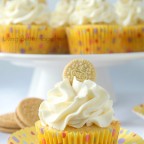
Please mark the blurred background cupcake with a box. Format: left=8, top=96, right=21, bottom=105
left=0, top=1, right=5, bottom=53
left=66, top=0, right=144, bottom=54
left=48, top=0, right=77, bottom=54
left=0, top=0, right=52, bottom=54
left=115, top=0, right=144, bottom=52
left=66, top=0, right=121, bottom=54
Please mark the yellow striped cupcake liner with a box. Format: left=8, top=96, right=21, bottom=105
left=0, top=25, right=69, bottom=54
left=8, top=126, right=144, bottom=144
left=66, top=24, right=144, bottom=54
left=120, top=25, right=144, bottom=52
left=35, top=121, right=120, bottom=144
left=51, top=27, right=69, bottom=54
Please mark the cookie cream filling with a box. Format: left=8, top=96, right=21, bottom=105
left=115, top=0, right=144, bottom=26
left=39, top=77, right=114, bottom=131
left=69, top=0, right=116, bottom=25
left=0, top=0, right=50, bottom=25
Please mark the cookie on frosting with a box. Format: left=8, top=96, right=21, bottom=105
left=63, top=59, right=96, bottom=83
left=15, top=98, right=43, bottom=128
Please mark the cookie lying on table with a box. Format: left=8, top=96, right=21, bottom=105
left=0, top=113, right=20, bottom=133
left=15, top=98, right=43, bottom=129
left=0, top=98, right=43, bottom=133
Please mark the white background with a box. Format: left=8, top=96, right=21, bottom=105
left=0, top=0, right=144, bottom=144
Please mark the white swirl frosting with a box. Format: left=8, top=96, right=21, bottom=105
left=0, top=0, right=50, bottom=25
left=115, top=0, right=144, bottom=26
left=139, top=1, right=144, bottom=20
left=69, top=0, right=116, bottom=25
left=49, top=0, right=76, bottom=28
left=39, top=77, right=114, bottom=131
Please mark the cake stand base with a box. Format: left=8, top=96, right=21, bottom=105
left=0, top=53, right=144, bottom=101
left=28, top=65, right=114, bottom=100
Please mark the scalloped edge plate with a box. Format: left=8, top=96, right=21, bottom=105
left=8, top=127, right=144, bottom=144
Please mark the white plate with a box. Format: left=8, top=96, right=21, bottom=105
left=0, top=52, right=144, bottom=67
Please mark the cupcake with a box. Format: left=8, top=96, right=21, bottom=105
left=115, top=0, right=144, bottom=52
left=66, top=0, right=144, bottom=54
left=36, top=59, right=120, bottom=144
left=36, top=78, right=120, bottom=144
left=0, top=0, right=69, bottom=54
left=66, top=0, right=122, bottom=54
left=48, top=0, right=76, bottom=54
left=0, top=1, right=5, bottom=52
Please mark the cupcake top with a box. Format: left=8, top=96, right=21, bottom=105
left=39, top=77, right=114, bottom=131
left=0, top=1, right=4, bottom=21
left=49, top=0, right=76, bottom=28
left=115, top=0, right=144, bottom=26
left=69, top=0, right=116, bottom=25
left=0, top=0, right=50, bottom=25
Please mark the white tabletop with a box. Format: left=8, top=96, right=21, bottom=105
left=0, top=60, right=144, bottom=143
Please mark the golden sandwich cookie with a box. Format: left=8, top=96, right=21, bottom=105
left=15, top=98, right=43, bottom=128
left=0, top=113, right=20, bottom=133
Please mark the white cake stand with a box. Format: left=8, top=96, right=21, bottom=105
left=0, top=52, right=144, bottom=100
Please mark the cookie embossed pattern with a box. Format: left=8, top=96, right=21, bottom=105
left=63, top=59, right=96, bottom=83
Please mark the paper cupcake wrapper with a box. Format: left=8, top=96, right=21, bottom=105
left=35, top=121, right=120, bottom=144
left=133, top=104, right=144, bottom=120
left=8, top=126, right=144, bottom=144
left=66, top=25, right=144, bottom=54
left=120, top=25, right=144, bottom=52
left=0, top=25, right=69, bottom=54
left=51, top=27, right=69, bottom=54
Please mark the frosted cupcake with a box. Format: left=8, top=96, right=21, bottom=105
left=48, top=0, right=76, bottom=54
left=36, top=77, right=120, bottom=144
left=0, top=1, right=5, bottom=52
left=0, top=0, right=68, bottom=54
left=66, top=0, right=123, bottom=54
left=115, top=0, right=144, bottom=52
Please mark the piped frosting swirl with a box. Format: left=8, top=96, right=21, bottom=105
left=39, top=77, right=114, bottom=131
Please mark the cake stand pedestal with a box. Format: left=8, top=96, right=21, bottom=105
left=0, top=53, right=144, bottom=100
left=28, top=66, right=112, bottom=99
